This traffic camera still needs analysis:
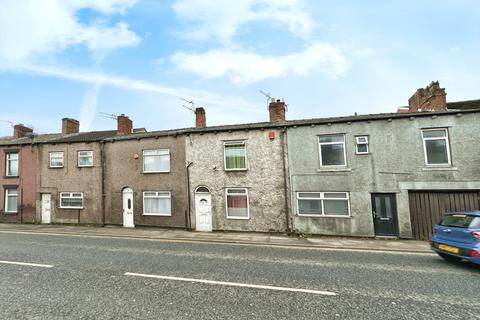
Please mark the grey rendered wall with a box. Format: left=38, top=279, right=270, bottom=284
left=38, top=142, right=103, bottom=224
left=186, top=129, right=287, bottom=232
left=104, top=136, right=187, bottom=228
left=288, top=112, right=480, bottom=238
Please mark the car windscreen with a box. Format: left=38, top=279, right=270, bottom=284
left=440, top=215, right=480, bottom=228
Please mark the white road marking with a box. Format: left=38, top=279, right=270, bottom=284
left=124, top=272, right=337, bottom=296
left=0, top=260, right=53, bottom=268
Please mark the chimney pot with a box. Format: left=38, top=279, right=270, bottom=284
left=195, top=107, right=206, bottom=128
left=62, top=118, right=80, bottom=135
left=405, top=81, right=447, bottom=112
left=117, top=114, right=133, bottom=135
left=13, top=124, right=33, bottom=139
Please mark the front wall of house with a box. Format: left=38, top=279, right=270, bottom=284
left=38, top=143, right=103, bottom=224
left=104, top=136, right=187, bottom=228
left=186, top=129, right=287, bottom=232
left=0, top=145, right=37, bottom=223
left=288, top=113, right=480, bottom=238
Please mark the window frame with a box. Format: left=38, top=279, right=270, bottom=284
left=77, top=150, right=94, bottom=167
left=5, top=152, right=19, bottom=177
left=224, top=141, right=248, bottom=171
left=59, top=192, right=84, bottom=209
left=421, top=128, right=451, bottom=166
left=142, top=191, right=172, bottom=216
left=4, top=188, right=18, bottom=213
left=142, top=149, right=171, bottom=173
left=318, top=134, right=347, bottom=168
left=225, top=187, right=250, bottom=220
left=49, top=151, right=64, bottom=168
left=296, top=192, right=351, bottom=218
left=355, top=135, right=369, bottom=155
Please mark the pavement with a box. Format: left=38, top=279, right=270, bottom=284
left=0, top=223, right=431, bottom=253
left=0, top=231, right=478, bottom=319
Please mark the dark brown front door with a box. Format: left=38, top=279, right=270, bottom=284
left=372, top=193, right=399, bottom=237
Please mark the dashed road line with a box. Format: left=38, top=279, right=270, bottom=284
left=0, top=260, right=54, bottom=268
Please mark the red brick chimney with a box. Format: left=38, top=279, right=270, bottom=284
left=13, top=124, right=33, bottom=139
left=269, top=99, right=286, bottom=123
left=195, top=107, right=206, bottom=128
left=62, top=118, right=80, bottom=135
left=117, top=114, right=132, bottom=135
left=406, top=81, right=447, bottom=112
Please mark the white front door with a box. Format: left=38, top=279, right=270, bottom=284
left=41, top=194, right=51, bottom=224
left=195, top=193, right=212, bottom=232
left=122, top=188, right=134, bottom=228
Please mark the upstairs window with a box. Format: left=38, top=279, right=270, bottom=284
left=318, top=135, right=346, bottom=167
left=49, top=152, right=64, bottom=168
left=355, top=136, right=369, bottom=154
left=4, top=189, right=18, bottom=213
left=78, top=151, right=93, bottom=167
left=422, top=129, right=451, bottom=166
left=143, top=149, right=170, bottom=173
left=59, top=192, right=84, bottom=209
left=225, top=188, right=249, bottom=219
left=6, top=153, right=19, bottom=176
left=224, top=141, right=247, bottom=171
left=297, top=192, right=350, bottom=217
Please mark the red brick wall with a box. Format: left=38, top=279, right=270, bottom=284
left=269, top=100, right=286, bottom=123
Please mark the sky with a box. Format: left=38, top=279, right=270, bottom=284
left=0, top=0, right=479, bottom=136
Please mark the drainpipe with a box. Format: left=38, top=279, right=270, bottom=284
left=281, top=127, right=291, bottom=233
left=186, top=161, right=193, bottom=231
left=100, top=141, right=106, bottom=226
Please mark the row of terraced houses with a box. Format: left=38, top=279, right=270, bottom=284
left=1, top=82, right=479, bottom=240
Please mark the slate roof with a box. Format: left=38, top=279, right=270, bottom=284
left=446, top=99, right=480, bottom=110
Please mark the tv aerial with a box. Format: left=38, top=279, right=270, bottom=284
left=259, top=90, right=288, bottom=111
left=180, top=98, right=195, bottom=114
left=98, top=112, right=118, bottom=120
left=0, top=119, right=14, bottom=127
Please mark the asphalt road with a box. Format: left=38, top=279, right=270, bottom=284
left=0, top=232, right=479, bottom=320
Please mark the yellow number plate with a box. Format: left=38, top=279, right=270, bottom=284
left=438, top=244, right=460, bottom=254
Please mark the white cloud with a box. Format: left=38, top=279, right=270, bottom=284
left=172, top=0, right=315, bottom=43
left=171, top=43, right=349, bottom=84
left=79, top=81, right=103, bottom=131
left=0, top=0, right=140, bottom=62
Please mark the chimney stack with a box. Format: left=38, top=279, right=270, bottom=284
left=269, top=98, right=286, bottom=123
left=13, top=124, right=33, bottom=139
left=117, top=114, right=132, bottom=135
left=406, top=81, right=447, bottom=112
left=195, top=107, right=206, bottom=128
left=62, top=118, right=80, bottom=135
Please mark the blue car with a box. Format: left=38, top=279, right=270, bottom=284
left=430, top=211, right=480, bottom=265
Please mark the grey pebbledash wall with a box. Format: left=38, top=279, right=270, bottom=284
left=186, top=129, right=288, bottom=232
left=287, top=112, right=480, bottom=238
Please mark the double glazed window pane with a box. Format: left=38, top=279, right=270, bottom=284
left=50, top=152, right=63, bottom=167
left=298, top=192, right=349, bottom=216
left=144, top=150, right=170, bottom=172
left=298, top=199, right=322, bottom=215
left=5, top=189, right=17, bottom=212
left=425, top=139, right=448, bottom=164
left=60, top=193, right=83, bottom=208
left=323, top=200, right=349, bottom=216
left=78, top=151, right=93, bottom=166
left=226, top=189, right=248, bottom=218
left=144, top=192, right=171, bottom=215
left=321, top=144, right=345, bottom=166
left=6, top=153, right=18, bottom=176
left=225, top=144, right=246, bottom=170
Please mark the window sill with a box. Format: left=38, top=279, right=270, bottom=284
left=142, top=171, right=171, bottom=174
left=226, top=216, right=250, bottom=220
left=142, top=213, right=172, bottom=217
left=49, top=166, right=64, bottom=169
left=422, top=167, right=458, bottom=171
left=317, top=168, right=351, bottom=173
left=3, top=176, right=19, bottom=179
left=59, top=207, right=84, bottom=210
left=77, top=166, right=93, bottom=168
left=3, top=211, right=18, bottom=215
left=225, top=169, right=248, bottom=172
left=297, top=214, right=351, bottom=219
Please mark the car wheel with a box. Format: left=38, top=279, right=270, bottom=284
left=438, top=253, right=463, bottom=263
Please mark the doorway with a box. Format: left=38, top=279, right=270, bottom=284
left=195, top=186, right=212, bottom=232
left=372, top=193, right=398, bottom=236
left=41, top=193, right=51, bottom=224
left=122, top=188, right=134, bottom=228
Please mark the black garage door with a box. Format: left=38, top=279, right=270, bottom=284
left=408, top=190, right=480, bottom=240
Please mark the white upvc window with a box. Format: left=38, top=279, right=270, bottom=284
left=49, top=152, right=64, bottom=168
left=355, top=136, right=369, bottom=154
left=59, top=192, right=84, bottom=209
left=422, top=128, right=451, bottom=166
left=143, top=149, right=170, bottom=173
left=143, top=191, right=171, bottom=216
left=4, top=189, right=18, bottom=213
left=224, top=141, right=247, bottom=171
left=225, top=188, right=249, bottom=219
left=6, top=153, right=19, bottom=176
left=318, top=134, right=347, bottom=167
left=77, top=151, right=93, bottom=167
left=297, top=192, right=350, bottom=217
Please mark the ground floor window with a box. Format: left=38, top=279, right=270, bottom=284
left=226, top=188, right=249, bottom=219
left=60, top=192, right=84, bottom=209
left=4, top=189, right=18, bottom=213
left=143, top=191, right=171, bottom=216
left=297, top=192, right=350, bottom=217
